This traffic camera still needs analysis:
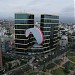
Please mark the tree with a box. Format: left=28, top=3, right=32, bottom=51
left=42, top=61, right=46, bottom=72
left=64, top=61, right=70, bottom=73
left=8, top=63, right=12, bottom=70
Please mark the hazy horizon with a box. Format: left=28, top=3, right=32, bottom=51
left=0, top=0, right=74, bottom=23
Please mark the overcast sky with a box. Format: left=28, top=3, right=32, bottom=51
left=0, top=0, right=74, bottom=23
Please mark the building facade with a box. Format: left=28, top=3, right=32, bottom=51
left=15, top=13, right=34, bottom=54
left=1, top=40, right=9, bottom=52
left=0, top=38, right=3, bottom=71
left=60, top=35, right=68, bottom=49
left=40, top=14, right=59, bottom=54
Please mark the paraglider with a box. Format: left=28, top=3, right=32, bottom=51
left=25, top=27, right=44, bottom=44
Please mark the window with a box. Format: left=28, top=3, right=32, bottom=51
left=15, top=40, right=29, bottom=44
left=17, top=44, right=27, bottom=48
left=15, top=14, right=34, bottom=19
left=44, top=32, right=50, bottom=35
left=15, top=40, right=25, bottom=44
left=15, top=20, right=34, bottom=24
left=43, top=28, right=51, bottom=31
left=15, top=25, right=28, bottom=29
left=16, top=49, right=25, bottom=52
left=44, top=24, right=51, bottom=27
left=43, top=15, right=59, bottom=19
left=15, top=35, right=27, bottom=39
left=15, top=30, right=24, bottom=34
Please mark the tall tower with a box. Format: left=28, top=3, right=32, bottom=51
left=0, top=38, right=3, bottom=71
left=15, top=13, right=34, bottom=54
left=40, top=14, right=59, bottom=53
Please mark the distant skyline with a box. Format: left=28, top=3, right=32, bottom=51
left=0, top=0, right=74, bottom=23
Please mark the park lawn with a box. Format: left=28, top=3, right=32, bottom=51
left=28, top=72, right=37, bottom=75
left=69, top=62, right=75, bottom=70
left=63, top=61, right=75, bottom=71
left=66, top=52, right=75, bottom=63
left=51, top=68, right=68, bottom=75
left=66, top=53, right=75, bottom=57
left=69, top=57, right=75, bottom=63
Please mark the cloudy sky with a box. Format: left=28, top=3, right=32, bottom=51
left=0, top=0, right=74, bottom=23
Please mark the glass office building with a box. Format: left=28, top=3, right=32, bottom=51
left=40, top=14, right=59, bottom=53
left=15, top=13, right=34, bottom=54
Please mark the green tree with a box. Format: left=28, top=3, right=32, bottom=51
left=64, top=61, right=70, bottom=73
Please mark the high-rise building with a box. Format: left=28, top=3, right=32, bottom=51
left=40, top=14, right=59, bottom=54
left=0, top=38, right=3, bottom=71
left=15, top=13, right=34, bottom=54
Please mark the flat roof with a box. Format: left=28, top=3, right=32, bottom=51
left=15, top=12, right=34, bottom=15
left=41, top=14, right=59, bottom=16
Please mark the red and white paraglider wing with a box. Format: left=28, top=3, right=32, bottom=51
left=25, top=28, right=44, bottom=44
